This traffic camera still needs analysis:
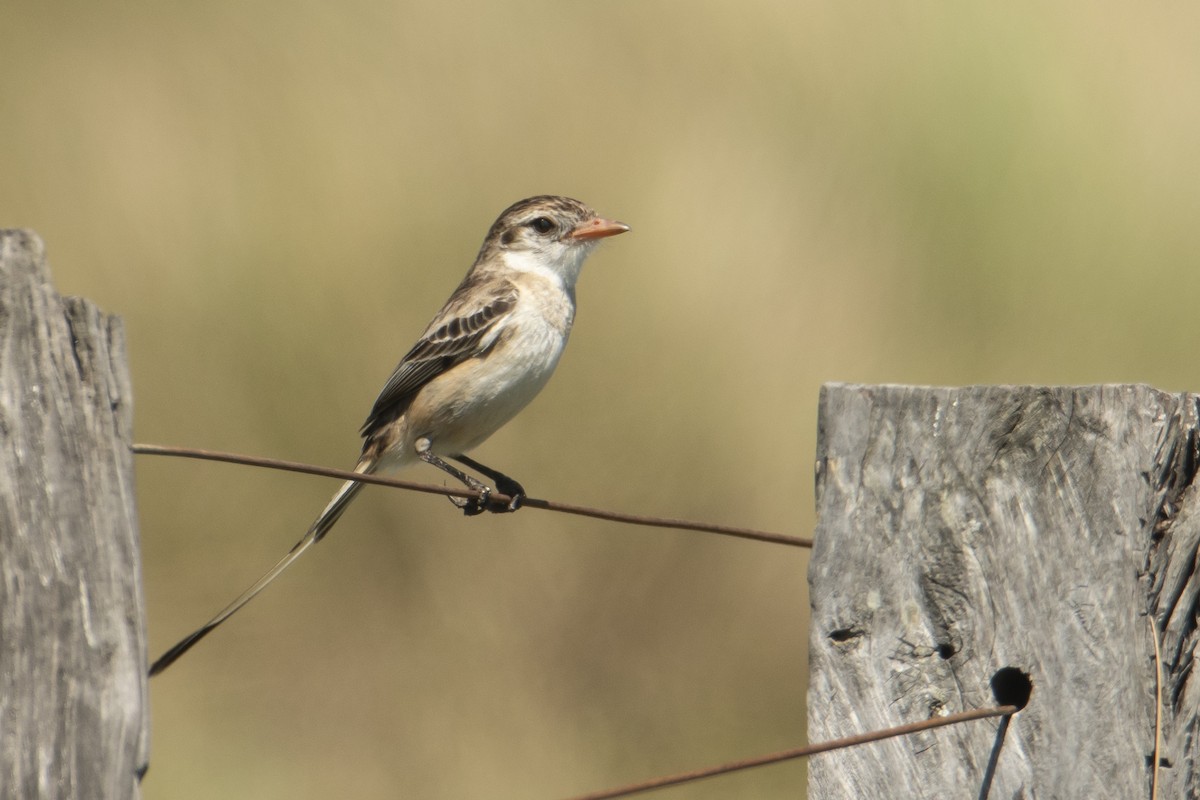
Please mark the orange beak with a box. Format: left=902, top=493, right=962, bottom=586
left=568, top=217, right=631, bottom=241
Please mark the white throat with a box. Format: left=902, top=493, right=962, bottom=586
left=500, top=243, right=593, bottom=290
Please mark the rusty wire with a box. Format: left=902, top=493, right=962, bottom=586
left=563, top=705, right=1020, bottom=800
left=132, top=443, right=1030, bottom=798
left=131, top=443, right=811, bottom=548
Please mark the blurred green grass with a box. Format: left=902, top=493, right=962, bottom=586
left=3, top=1, right=1199, bottom=798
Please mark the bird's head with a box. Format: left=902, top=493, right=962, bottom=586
left=479, top=195, right=630, bottom=287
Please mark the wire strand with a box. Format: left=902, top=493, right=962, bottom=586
left=562, top=705, right=1019, bottom=800
left=1150, top=614, right=1163, bottom=800
left=134, top=442, right=1019, bottom=797
left=130, top=443, right=812, bottom=548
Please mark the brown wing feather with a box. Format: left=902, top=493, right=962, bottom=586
left=360, top=278, right=517, bottom=437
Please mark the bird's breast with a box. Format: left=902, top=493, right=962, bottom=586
left=405, top=285, right=575, bottom=456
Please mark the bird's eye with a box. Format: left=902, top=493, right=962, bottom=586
left=529, top=217, right=555, bottom=234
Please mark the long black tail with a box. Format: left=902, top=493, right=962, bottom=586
left=149, top=470, right=369, bottom=676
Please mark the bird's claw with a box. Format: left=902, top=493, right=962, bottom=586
left=449, top=484, right=526, bottom=515
left=450, top=486, right=492, bottom=516
left=494, top=478, right=526, bottom=512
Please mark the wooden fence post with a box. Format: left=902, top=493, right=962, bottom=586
left=808, top=383, right=1198, bottom=798
left=0, top=230, right=149, bottom=798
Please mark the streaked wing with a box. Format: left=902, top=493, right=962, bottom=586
left=361, top=278, right=518, bottom=435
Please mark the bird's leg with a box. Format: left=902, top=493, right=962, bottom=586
left=418, top=451, right=492, bottom=516
left=451, top=455, right=526, bottom=511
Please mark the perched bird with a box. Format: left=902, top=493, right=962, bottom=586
left=150, top=195, right=629, bottom=676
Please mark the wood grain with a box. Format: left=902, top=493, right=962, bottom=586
left=0, top=230, right=149, bottom=798
left=809, top=383, right=1198, bottom=798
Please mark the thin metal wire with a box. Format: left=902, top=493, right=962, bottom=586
left=1150, top=615, right=1163, bottom=800
left=130, top=443, right=812, bottom=548
left=134, top=443, right=1021, bottom=797
left=563, top=705, right=1019, bottom=800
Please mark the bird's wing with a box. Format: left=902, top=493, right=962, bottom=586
left=361, top=277, right=518, bottom=436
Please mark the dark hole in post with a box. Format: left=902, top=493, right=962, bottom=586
left=990, top=667, right=1032, bottom=710
left=828, top=626, right=863, bottom=642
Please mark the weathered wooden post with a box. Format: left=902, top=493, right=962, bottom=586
left=809, top=383, right=1198, bottom=798
left=0, top=231, right=149, bottom=798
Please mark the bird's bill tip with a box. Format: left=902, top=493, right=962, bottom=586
left=568, top=217, right=631, bottom=241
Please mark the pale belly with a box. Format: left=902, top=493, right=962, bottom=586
left=401, top=308, right=569, bottom=457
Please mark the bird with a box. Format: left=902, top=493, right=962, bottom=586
left=149, top=195, right=629, bottom=676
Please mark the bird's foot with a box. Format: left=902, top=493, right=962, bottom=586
left=448, top=480, right=525, bottom=515
left=446, top=455, right=526, bottom=513
left=493, top=476, right=525, bottom=512
left=450, top=485, right=492, bottom=517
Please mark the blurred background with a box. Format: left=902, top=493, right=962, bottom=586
left=3, top=2, right=1200, bottom=797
